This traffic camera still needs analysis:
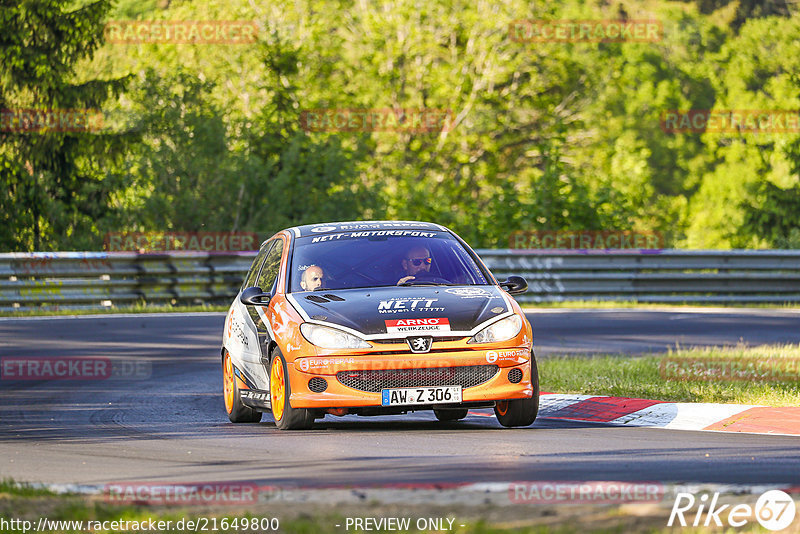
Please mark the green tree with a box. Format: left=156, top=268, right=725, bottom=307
left=684, top=15, right=800, bottom=247
left=0, top=0, right=130, bottom=251
left=238, top=29, right=379, bottom=234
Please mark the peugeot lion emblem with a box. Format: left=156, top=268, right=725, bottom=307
left=407, top=336, right=433, bottom=353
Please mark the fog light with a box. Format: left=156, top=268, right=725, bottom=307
left=309, top=377, right=328, bottom=392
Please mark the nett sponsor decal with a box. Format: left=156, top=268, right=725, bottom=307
left=378, top=297, right=445, bottom=314
left=310, top=230, right=437, bottom=243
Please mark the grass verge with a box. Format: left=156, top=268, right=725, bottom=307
left=539, top=343, right=800, bottom=406
left=0, top=303, right=229, bottom=318
left=0, top=479, right=782, bottom=533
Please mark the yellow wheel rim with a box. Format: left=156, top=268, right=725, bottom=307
left=223, top=352, right=234, bottom=414
left=271, top=357, right=285, bottom=421
left=496, top=401, right=509, bottom=416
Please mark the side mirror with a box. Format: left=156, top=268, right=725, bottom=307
left=499, top=275, right=528, bottom=295
left=240, top=286, right=271, bottom=306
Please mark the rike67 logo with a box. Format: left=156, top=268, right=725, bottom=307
left=669, top=490, right=796, bottom=530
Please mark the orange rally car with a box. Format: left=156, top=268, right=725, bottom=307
left=221, top=220, right=538, bottom=429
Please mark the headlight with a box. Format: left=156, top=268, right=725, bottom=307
left=468, top=315, right=522, bottom=344
left=300, top=323, right=371, bottom=349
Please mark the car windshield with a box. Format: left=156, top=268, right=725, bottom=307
left=289, top=230, right=489, bottom=292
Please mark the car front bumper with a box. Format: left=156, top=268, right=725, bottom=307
left=288, top=349, right=535, bottom=408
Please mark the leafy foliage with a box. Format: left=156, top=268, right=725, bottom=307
left=0, top=0, right=131, bottom=250
left=1, top=0, right=799, bottom=250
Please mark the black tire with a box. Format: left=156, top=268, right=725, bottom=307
left=495, top=355, right=540, bottom=428
left=270, top=349, right=314, bottom=430
left=433, top=408, right=469, bottom=421
left=223, top=351, right=262, bottom=423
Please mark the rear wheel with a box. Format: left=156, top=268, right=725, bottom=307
left=222, top=350, right=262, bottom=423
left=270, top=350, right=314, bottom=430
left=495, top=356, right=540, bottom=428
left=433, top=408, right=469, bottom=421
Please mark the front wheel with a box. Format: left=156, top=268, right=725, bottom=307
left=269, top=350, right=314, bottom=430
left=495, top=357, right=540, bottom=428
left=222, top=350, right=262, bottom=423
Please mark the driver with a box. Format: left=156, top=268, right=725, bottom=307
left=397, top=246, right=431, bottom=285
left=301, top=265, right=324, bottom=291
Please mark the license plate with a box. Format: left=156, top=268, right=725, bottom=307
left=381, top=385, right=462, bottom=406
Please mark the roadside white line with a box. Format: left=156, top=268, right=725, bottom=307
left=23, top=480, right=798, bottom=506
left=537, top=394, right=798, bottom=437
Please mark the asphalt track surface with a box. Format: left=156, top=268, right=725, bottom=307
left=1, top=309, right=799, bottom=488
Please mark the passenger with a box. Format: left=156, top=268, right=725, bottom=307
left=397, top=246, right=432, bottom=285
left=301, top=265, right=324, bottom=291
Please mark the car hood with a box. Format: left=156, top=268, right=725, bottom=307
left=288, top=285, right=510, bottom=336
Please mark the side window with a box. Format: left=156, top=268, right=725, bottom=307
left=242, top=242, right=273, bottom=290
left=256, top=239, right=284, bottom=293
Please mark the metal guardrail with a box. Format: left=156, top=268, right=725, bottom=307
left=0, top=252, right=253, bottom=311
left=1, top=249, right=800, bottom=310
left=479, top=249, right=800, bottom=303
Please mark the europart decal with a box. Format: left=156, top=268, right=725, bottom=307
left=486, top=348, right=529, bottom=363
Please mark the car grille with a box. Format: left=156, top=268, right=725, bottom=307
left=373, top=337, right=467, bottom=345
left=336, top=365, right=499, bottom=393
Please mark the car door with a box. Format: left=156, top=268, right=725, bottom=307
left=249, top=237, right=286, bottom=372
left=232, top=237, right=283, bottom=393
